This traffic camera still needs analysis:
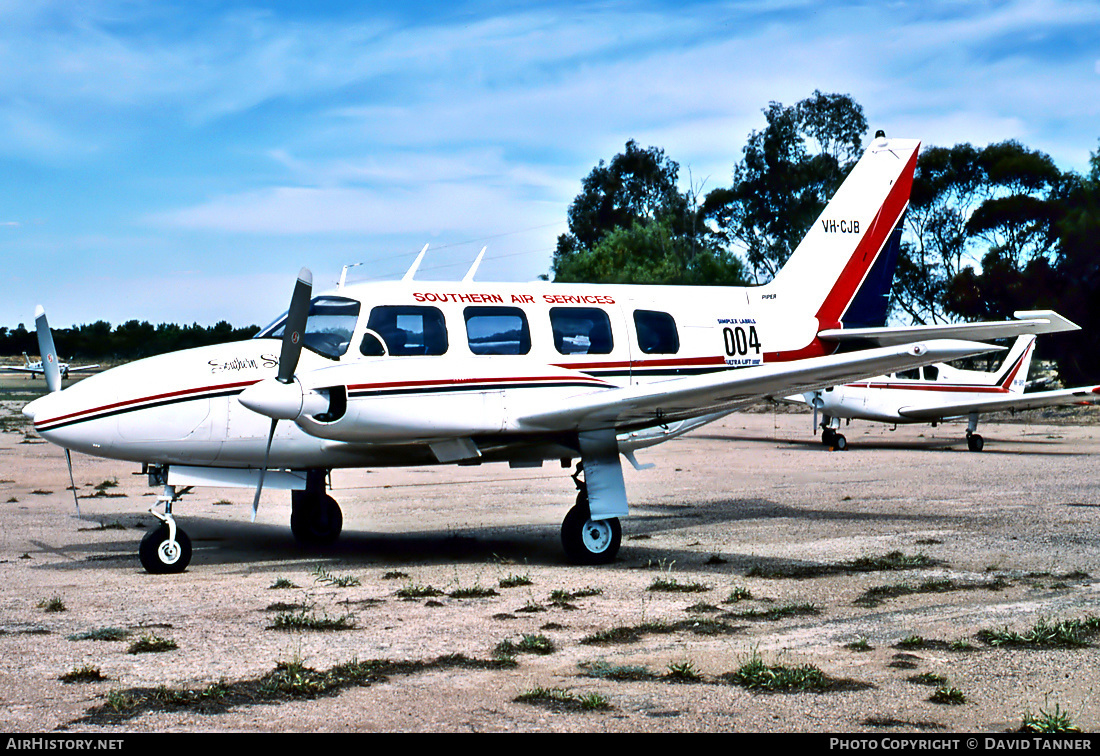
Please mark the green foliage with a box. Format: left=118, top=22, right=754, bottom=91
left=127, top=633, right=178, bottom=654
left=514, top=686, right=610, bottom=712
left=723, top=651, right=833, bottom=692
left=0, top=319, right=260, bottom=361
left=553, top=139, right=747, bottom=286
left=1020, top=703, right=1081, bottom=733
left=60, top=664, right=108, bottom=684
left=977, top=616, right=1100, bottom=648
left=702, top=91, right=867, bottom=282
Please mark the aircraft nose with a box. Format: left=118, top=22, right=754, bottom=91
left=22, top=394, right=51, bottom=423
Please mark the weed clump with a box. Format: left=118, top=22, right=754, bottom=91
left=127, top=633, right=177, bottom=654
left=514, top=687, right=610, bottom=712
left=60, top=665, right=108, bottom=684
left=1020, top=703, right=1081, bottom=733
left=977, top=616, right=1100, bottom=648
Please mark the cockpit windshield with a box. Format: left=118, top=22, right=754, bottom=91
left=254, top=296, right=361, bottom=359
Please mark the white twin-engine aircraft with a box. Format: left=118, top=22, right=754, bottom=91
left=799, top=333, right=1100, bottom=452
left=1, top=352, right=99, bottom=379
left=20, top=135, right=1078, bottom=573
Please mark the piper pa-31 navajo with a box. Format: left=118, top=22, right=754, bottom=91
left=796, top=333, right=1100, bottom=451
left=20, top=134, right=1078, bottom=573
left=2, top=352, right=99, bottom=379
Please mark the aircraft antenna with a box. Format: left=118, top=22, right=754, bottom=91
left=338, top=262, right=362, bottom=290
left=402, top=244, right=430, bottom=282
left=462, top=247, right=487, bottom=283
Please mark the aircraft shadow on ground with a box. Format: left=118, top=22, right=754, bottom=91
left=27, top=494, right=969, bottom=575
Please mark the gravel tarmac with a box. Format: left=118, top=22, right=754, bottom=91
left=2, top=389, right=1099, bottom=734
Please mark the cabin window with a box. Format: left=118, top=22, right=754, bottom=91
left=362, top=306, right=448, bottom=356
left=633, top=310, right=679, bottom=354
left=550, top=307, right=613, bottom=355
left=923, top=365, right=939, bottom=381
left=896, top=368, right=920, bottom=380
left=256, top=296, right=361, bottom=360
left=464, top=306, right=531, bottom=355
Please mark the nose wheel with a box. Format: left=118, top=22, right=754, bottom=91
left=139, top=484, right=192, bottom=574
left=139, top=522, right=192, bottom=574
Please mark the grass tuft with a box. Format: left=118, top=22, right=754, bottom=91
left=269, top=609, right=354, bottom=632
left=977, top=616, right=1100, bottom=648
left=494, top=634, right=555, bottom=659
left=499, top=573, right=532, bottom=588
left=929, top=686, right=967, bottom=705
left=311, top=565, right=360, bottom=587
left=60, top=664, right=108, bottom=684
left=648, top=577, right=710, bottom=593
left=68, top=627, right=130, bottom=642
left=1020, top=703, right=1081, bottom=733
left=514, top=686, right=610, bottom=712
left=37, top=596, right=66, bottom=612
left=579, top=660, right=656, bottom=682
left=127, top=633, right=178, bottom=654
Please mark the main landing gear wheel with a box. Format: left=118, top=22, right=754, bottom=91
left=291, top=491, right=343, bottom=547
left=561, top=501, right=621, bottom=565
left=139, top=523, right=192, bottom=574
left=967, top=433, right=985, bottom=452
left=821, top=429, right=847, bottom=451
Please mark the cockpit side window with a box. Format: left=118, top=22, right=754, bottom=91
left=255, top=296, right=361, bottom=360
left=550, top=307, right=613, bottom=355
left=464, top=306, right=531, bottom=355
left=364, top=306, right=448, bottom=356
left=633, top=310, right=679, bottom=354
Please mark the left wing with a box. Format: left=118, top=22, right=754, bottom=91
left=514, top=340, right=1001, bottom=433
left=899, top=385, right=1100, bottom=421
left=1, top=366, right=40, bottom=373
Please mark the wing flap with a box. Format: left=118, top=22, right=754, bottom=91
left=898, top=385, right=1100, bottom=421
left=514, top=339, right=1002, bottom=432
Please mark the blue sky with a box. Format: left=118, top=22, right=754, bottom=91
left=2, top=0, right=1098, bottom=329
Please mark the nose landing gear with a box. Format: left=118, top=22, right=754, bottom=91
left=140, top=485, right=192, bottom=574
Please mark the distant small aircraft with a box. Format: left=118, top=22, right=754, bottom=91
left=19, top=135, right=1079, bottom=574
left=2, top=351, right=99, bottom=380
left=795, top=334, right=1100, bottom=451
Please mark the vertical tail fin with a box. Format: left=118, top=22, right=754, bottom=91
left=761, top=136, right=920, bottom=355
left=992, top=335, right=1037, bottom=393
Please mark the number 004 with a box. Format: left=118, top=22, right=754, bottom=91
left=723, top=326, right=761, bottom=356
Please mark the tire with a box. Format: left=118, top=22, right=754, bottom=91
left=561, top=503, right=621, bottom=565
left=967, top=433, right=984, bottom=452
left=833, top=433, right=848, bottom=451
left=139, top=523, right=192, bottom=574
left=291, top=493, right=343, bottom=547
left=821, top=429, right=836, bottom=446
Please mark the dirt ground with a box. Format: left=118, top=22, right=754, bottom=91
left=2, top=376, right=1100, bottom=734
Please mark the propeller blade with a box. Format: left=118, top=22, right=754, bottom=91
left=65, top=449, right=81, bottom=519
left=34, top=306, right=61, bottom=394
left=278, top=268, right=313, bottom=384
left=252, top=418, right=278, bottom=522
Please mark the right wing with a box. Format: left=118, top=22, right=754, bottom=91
left=514, top=339, right=1002, bottom=434
left=899, top=385, right=1100, bottom=421
left=818, top=310, right=1078, bottom=347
